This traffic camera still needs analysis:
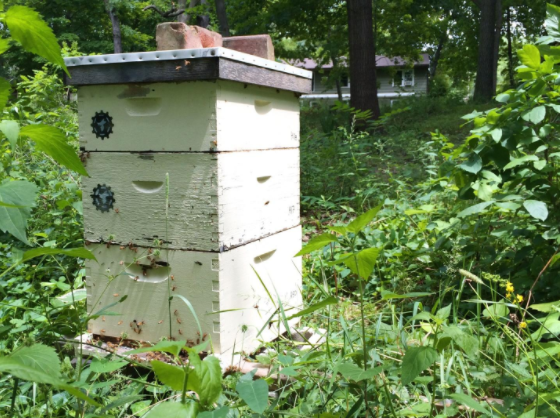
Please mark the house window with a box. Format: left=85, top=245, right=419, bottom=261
left=393, top=69, right=414, bottom=87
left=340, top=74, right=350, bottom=87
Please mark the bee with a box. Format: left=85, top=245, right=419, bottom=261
left=100, top=329, right=105, bottom=334
left=106, top=242, right=111, bottom=248
left=102, top=316, right=106, bottom=322
left=175, top=65, right=181, bottom=70
left=134, top=247, right=138, bottom=253
left=178, top=329, right=183, bottom=335
left=85, top=240, right=91, bottom=246
left=118, top=321, right=123, bottom=325
left=174, top=310, right=179, bottom=316
left=134, top=276, right=139, bottom=281
left=113, top=293, right=119, bottom=297
left=120, top=246, right=125, bottom=250
left=170, top=275, right=175, bottom=281
left=114, top=208, right=120, bottom=214
left=177, top=318, right=182, bottom=324
left=184, top=60, right=191, bottom=66
left=142, top=269, right=148, bottom=277
left=137, top=321, right=145, bottom=326
left=148, top=248, right=153, bottom=254
left=253, top=304, right=259, bottom=309
left=119, top=260, right=124, bottom=265
left=158, top=320, right=163, bottom=324
left=171, top=286, right=177, bottom=291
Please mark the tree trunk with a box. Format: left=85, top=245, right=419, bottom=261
left=473, top=0, right=501, bottom=102
left=346, top=0, right=380, bottom=120
left=104, top=0, right=122, bottom=53
left=430, top=32, right=446, bottom=80
left=506, top=7, right=515, bottom=88
left=177, top=0, right=187, bottom=23
left=197, top=0, right=210, bottom=28
left=492, top=0, right=503, bottom=93
left=215, top=0, right=230, bottom=36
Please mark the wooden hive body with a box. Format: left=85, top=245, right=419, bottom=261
left=65, top=48, right=312, bottom=356
left=85, top=226, right=302, bottom=355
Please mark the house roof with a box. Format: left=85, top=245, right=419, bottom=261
left=291, top=53, right=430, bottom=70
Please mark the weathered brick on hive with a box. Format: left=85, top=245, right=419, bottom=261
left=193, top=26, right=223, bottom=47
left=223, top=34, right=275, bottom=60
left=156, top=22, right=202, bottom=50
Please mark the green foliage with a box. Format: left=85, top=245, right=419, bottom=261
left=400, top=346, right=438, bottom=385
left=235, top=377, right=269, bottom=414
left=3, top=6, right=68, bottom=74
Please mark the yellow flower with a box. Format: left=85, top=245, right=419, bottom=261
left=516, top=294, right=524, bottom=303
left=506, top=282, right=514, bottom=293
left=506, top=292, right=512, bottom=299
left=519, top=322, right=527, bottom=329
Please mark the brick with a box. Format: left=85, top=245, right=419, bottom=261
left=223, top=34, right=275, bottom=61
left=193, top=26, right=223, bottom=47
left=156, top=22, right=202, bottom=50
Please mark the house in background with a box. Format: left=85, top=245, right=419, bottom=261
left=296, top=54, right=430, bottom=106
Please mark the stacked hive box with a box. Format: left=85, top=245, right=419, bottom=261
left=64, top=48, right=312, bottom=356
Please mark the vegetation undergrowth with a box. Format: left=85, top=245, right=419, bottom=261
left=2, top=3, right=560, bottom=418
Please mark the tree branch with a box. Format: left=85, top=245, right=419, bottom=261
left=143, top=5, right=185, bottom=18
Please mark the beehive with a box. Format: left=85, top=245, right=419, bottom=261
left=65, top=47, right=312, bottom=356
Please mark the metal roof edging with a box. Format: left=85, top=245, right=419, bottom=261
left=63, top=47, right=313, bottom=79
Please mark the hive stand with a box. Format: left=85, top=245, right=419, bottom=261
left=65, top=47, right=312, bottom=357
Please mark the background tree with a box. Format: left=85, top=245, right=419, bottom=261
left=103, top=0, right=123, bottom=53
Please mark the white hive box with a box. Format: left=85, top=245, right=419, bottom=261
left=85, top=226, right=303, bottom=355
left=65, top=47, right=311, bottom=354
left=77, top=81, right=300, bottom=152
left=82, top=149, right=300, bottom=251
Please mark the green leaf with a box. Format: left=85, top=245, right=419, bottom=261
left=20, top=125, right=88, bottom=176
left=0, top=120, right=19, bottom=149
left=482, top=302, right=509, bottom=319
left=90, top=357, right=128, bottom=373
left=0, top=343, right=60, bottom=379
left=22, top=247, right=96, bottom=262
left=546, top=4, right=560, bottom=38
left=197, top=406, right=230, bottom=418
left=448, top=393, right=490, bottom=415
left=340, top=248, right=380, bottom=280
left=127, top=340, right=187, bottom=357
left=53, top=289, right=88, bottom=307
left=458, top=153, right=482, bottom=174
left=0, top=180, right=38, bottom=244
left=4, top=6, right=68, bottom=74
left=381, top=291, right=433, bottom=300
left=0, top=38, right=11, bottom=55
left=522, top=106, right=546, bottom=124
left=101, top=395, right=145, bottom=413
left=504, top=155, right=538, bottom=170
left=336, top=363, right=383, bottom=382
left=151, top=360, right=185, bottom=391
left=530, top=300, right=560, bottom=313
left=287, top=296, right=338, bottom=320
left=295, top=233, right=338, bottom=256
left=523, top=200, right=548, bottom=221
left=188, top=355, right=222, bottom=407
left=401, top=346, right=438, bottom=385
left=346, top=205, right=382, bottom=234
left=143, top=401, right=198, bottom=418
left=442, top=326, right=479, bottom=358
left=236, top=378, right=269, bottom=414
left=0, top=77, right=10, bottom=110
left=518, top=44, right=541, bottom=70
left=457, top=201, right=494, bottom=218
left=496, top=93, right=510, bottom=103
